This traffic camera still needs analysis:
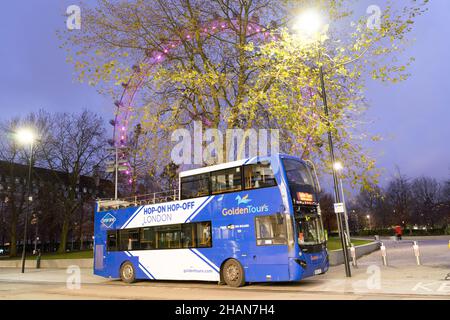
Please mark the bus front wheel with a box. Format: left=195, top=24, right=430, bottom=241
left=120, top=261, right=136, bottom=283
left=222, top=259, right=245, bottom=287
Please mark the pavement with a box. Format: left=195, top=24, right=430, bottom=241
left=0, top=237, right=448, bottom=300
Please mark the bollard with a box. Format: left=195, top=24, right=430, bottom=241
left=380, top=242, right=388, bottom=266
left=448, top=240, right=450, bottom=249
left=413, top=241, right=421, bottom=266
left=350, top=245, right=357, bottom=268
left=36, top=250, right=41, bottom=269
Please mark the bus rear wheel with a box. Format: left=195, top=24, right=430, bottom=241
left=120, top=261, right=136, bottom=283
left=222, top=259, right=245, bottom=287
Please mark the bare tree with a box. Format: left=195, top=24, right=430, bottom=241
left=39, top=110, right=108, bottom=253
left=411, top=177, right=442, bottom=228
left=0, top=112, right=51, bottom=256
left=386, top=170, right=412, bottom=230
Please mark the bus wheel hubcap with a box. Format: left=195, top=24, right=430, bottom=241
left=123, top=265, right=133, bottom=279
left=227, top=265, right=239, bottom=281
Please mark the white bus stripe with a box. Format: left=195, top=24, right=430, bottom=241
left=191, top=249, right=220, bottom=272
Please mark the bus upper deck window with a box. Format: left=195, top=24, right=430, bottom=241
left=244, top=164, right=277, bottom=190
left=211, top=167, right=242, bottom=194
left=181, top=173, right=210, bottom=199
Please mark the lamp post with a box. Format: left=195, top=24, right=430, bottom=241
left=16, top=128, right=36, bottom=273
left=1, top=196, right=7, bottom=249
left=293, top=9, right=351, bottom=277
left=333, top=161, right=351, bottom=247
left=367, top=214, right=371, bottom=230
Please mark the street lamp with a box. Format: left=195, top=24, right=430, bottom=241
left=333, top=162, right=351, bottom=247
left=15, top=128, right=37, bottom=273
left=293, top=10, right=351, bottom=277
left=366, top=215, right=371, bottom=230
left=292, top=9, right=323, bottom=35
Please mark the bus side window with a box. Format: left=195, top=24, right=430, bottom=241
left=181, top=224, right=194, bottom=248
left=255, top=215, right=287, bottom=246
left=107, top=230, right=117, bottom=251
left=141, top=227, right=156, bottom=250
left=181, top=173, right=210, bottom=199
left=244, top=164, right=277, bottom=190
left=196, top=222, right=212, bottom=248
left=118, top=229, right=140, bottom=251
left=211, top=167, right=242, bottom=194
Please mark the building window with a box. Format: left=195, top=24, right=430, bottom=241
left=210, top=167, right=242, bottom=195
left=255, top=214, right=287, bottom=246
left=244, top=164, right=277, bottom=189
left=181, top=173, right=210, bottom=199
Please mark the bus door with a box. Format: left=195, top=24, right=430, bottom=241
left=249, top=213, right=290, bottom=282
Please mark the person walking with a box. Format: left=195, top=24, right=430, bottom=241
left=394, top=225, right=403, bottom=241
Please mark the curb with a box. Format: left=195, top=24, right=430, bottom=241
left=328, top=241, right=380, bottom=266
left=0, top=258, right=93, bottom=269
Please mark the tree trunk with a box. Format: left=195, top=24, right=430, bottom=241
left=58, top=218, right=69, bottom=254
left=79, top=206, right=84, bottom=251
left=9, top=215, right=17, bottom=257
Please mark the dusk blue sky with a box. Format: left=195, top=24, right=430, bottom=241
left=0, top=1, right=449, bottom=188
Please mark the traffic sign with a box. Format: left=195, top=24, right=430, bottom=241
left=334, top=203, right=344, bottom=213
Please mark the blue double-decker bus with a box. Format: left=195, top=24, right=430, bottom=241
left=94, top=153, right=328, bottom=287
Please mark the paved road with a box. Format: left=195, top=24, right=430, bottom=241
left=0, top=238, right=448, bottom=300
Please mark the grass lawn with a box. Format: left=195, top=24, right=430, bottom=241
left=0, top=250, right=93, bottom=260
left=326, top=237, right=373, bottom=251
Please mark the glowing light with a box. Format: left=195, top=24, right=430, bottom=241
left=292, top=9, right=324, bottom=37
left=333, top=161, right=343, bottom=171
left=163, top=49, right=168, bottom=53
left=16, top=128, right=36, bottom=145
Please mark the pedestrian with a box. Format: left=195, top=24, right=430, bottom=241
left=394, top=225, right=402, bottom=240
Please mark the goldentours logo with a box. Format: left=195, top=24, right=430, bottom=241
left=101, top=213, right=116, bottom=228
left=221, top=194, right=268, bottom=216
left=235, top=194, right=251, bottom=205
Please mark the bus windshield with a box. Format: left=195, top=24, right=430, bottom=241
left=295, top=214, right=325, bottom=245
left=282, top=159, right=315, bottom=189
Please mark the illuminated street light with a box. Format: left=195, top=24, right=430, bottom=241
left=16, top=128, right=36, bottom=145
left=292, top=9, right=323, bottom=36
left=15, top=128, right=37, bottom=274
left=292, top=9, right=351, bottom=277
left=333, top=161, right=343, bottom=171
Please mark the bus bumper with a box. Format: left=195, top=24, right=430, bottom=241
left=289, top=252, right=329, bottom=281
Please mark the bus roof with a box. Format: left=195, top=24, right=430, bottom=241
left=178, top=153, right=301, bottom=178
left=179, top=158, right=250, bottom=178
